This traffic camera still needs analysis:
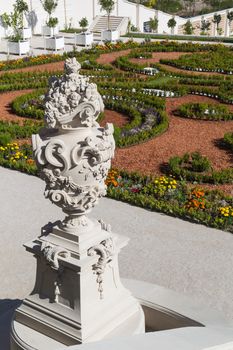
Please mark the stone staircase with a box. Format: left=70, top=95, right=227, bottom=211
left=89, top=16, right=129, bottom=35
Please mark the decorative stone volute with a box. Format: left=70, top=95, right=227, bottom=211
left=32, top=58, right=115, bottom=230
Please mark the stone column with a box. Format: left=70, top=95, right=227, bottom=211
left=116, top=0, right=119, bottom=16
left=136, top=0, right=140, bottom=30
left=225, top=10, right=230, bottom=37
left=63, top=0, right=67, bottom=29
left=10, top=58, right=145, bottom=350
left=93, top=0, right=95, bottom=20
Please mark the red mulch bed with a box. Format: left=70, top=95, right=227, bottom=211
left=112, top=94, right=233, bottom=194
left=100, top=109, right=129, bottom=128
left=96, top=49, right=131, bottom=65
left=130, top=51, right=225, bottom=77
left=130, top=51, right=190, bottom=64
left=0, top=55, right=232, bottom=194
left=0, top=61, right=64, bottom=76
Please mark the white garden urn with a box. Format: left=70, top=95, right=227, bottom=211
left=10, top=58, right=145, bottom=350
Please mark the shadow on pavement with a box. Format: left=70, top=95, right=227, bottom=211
left=0, top=299, right=22, bottom=350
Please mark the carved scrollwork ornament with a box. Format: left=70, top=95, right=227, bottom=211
left=32, top=58, right=115, bottom=225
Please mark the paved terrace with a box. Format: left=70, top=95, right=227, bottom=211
left=0, top=166, right=233, bottom=319
left=0, top=33, right=92, bottom=61
left=0, top=33, right=233, bottom=62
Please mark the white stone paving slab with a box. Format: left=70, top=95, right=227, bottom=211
left=0, top=166, right=233, bottom=323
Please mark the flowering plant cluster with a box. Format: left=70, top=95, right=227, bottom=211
left=186, top=188, right=206, bottom=210
left=104, top=169, right=233, bottom=232
left=0, top=54, right=63, bottom=71
left=219, top=206, right=233, bottom=217
left=0, top=142, right=34, bottom=165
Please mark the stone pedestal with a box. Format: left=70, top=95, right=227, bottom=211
left=11, top=219, right=144, bottom=349
left=10, top=57, right=145, bottom=349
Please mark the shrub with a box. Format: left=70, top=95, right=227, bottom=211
left=224, top=132, right=233, bottom=150
left=175, top=103, right=233, bottom=121
left=168, top=152, right=233, bottom=184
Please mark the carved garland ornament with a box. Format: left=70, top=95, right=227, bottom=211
left=88, top=238, right=114, bottom=299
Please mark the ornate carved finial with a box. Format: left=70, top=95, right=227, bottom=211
left=44, top=57, right=104, bottom=129
left=64, top=57, right=81, bottom=75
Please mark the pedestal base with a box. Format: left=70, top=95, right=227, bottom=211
left=10, top=219, right=145, bottom=349
left=11, top=306, right=144, bottom=350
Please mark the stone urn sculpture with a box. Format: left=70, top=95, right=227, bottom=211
left=10, top=58, right=145, bottom=350
left=32, top=58, right=115, bottom=231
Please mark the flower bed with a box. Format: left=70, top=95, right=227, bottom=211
left=0, top=142, right=37, bottom=175
left=160, top=47, right=233, bottom=75
left=0, top=54, right=64, bottom=71
left=0, top=41, right=233, bottom=233
left=106, top=170, right=233, bottom=232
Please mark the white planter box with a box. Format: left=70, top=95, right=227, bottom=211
left=75, top=32, right=93, bottom=46
left=8, top=40, right=30, bottom=55
left=102, top=29, right=119, bottom=42
left=42, top=25, right=59, bottom=36
left=45, top=36, right=64, bottom=51
left=20, top=27, right=32, bottom=39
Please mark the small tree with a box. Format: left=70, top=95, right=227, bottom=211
left=1, top=10, right=23, bottom=41
left=183, top=20, right=194, bottom=35
left=167, top=17, right=176, bottom=35
left=212, top=13, right=221, bottom=35
left=98, top=0, right=115, bottom=31
left=14, top=0, right=28, bottom=28
left=40, top=0, right=59, bottom=35
left=79, top=17, right=88, bottom=32
left=149, top=16, right=158, bottom=33
left=200, top=18, right=210, bottom=35
left=227, top=11, right=233, bottom=35
left=1, top=13, right=11, bottom=29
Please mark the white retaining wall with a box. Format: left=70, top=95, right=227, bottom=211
left=0, top=0, right=232, bottom=37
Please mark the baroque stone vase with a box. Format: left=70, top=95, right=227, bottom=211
left=10, top=58, right=145, bottom=350
left=32, top=58, right=115, bottom=231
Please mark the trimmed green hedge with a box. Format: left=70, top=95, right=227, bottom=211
left=175, top=102, right=233, bottom=121
left=168, top=152, right=233, bottom=184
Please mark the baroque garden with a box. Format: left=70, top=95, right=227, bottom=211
left=0, top=40, right=233, bottom=233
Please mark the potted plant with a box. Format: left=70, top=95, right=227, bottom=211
left=75, top=17, right=93, bottom=46
left=200, top=18, right=210, bottom=36
left=14, top=0, right=32, bottom=39
left=149, top=16, right=158, bottom=33
left=2, top=4, right=30, bottom=55
left=99, top=0, right=119, bottom=42
left=167, top=17, right=177, bottom=35
left=227, top=11, right=233, bottom=36
left=212, top=13, right=222, bottom=36
left=41, top=0, right=59, bottom=36
left=45, top=17, right=64, bottom=50
left=1, top=13, right=11, bottom=38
